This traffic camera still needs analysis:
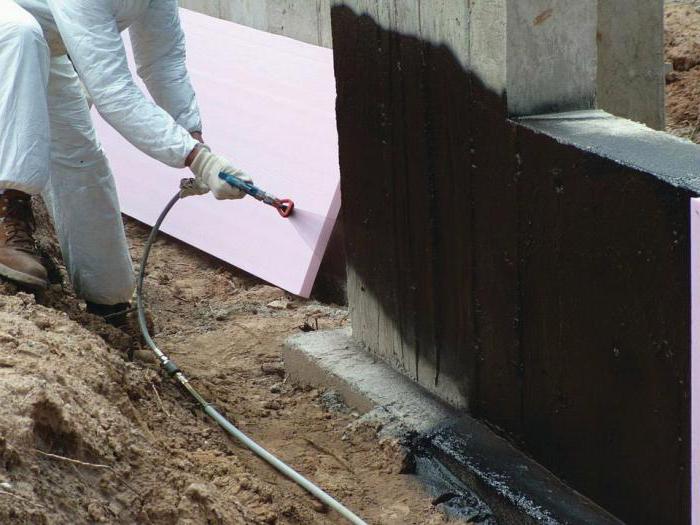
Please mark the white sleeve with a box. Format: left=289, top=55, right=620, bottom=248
left=47, top=0, right=197, bottom=168
left=129, top=1, right=202, bottom=134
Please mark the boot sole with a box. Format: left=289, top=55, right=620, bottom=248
left=0, top=262, right=48, bottom=289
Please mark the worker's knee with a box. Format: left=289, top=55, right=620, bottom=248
left=0, top=14, right=46, bottom=51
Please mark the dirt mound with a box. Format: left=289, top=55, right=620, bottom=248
left=667, top=67, right=700, bottom=138
left=0, top=291, right=251, bottom=524
left=666, top=3, right=700, bottom=70
left=665, top=3, right=700, bottom=139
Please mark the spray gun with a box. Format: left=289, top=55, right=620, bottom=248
left=179, top=172, right=295, bottom=218
left=218, top=172, right=294, bottom=217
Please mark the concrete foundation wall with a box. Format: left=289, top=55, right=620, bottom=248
left=331, top=3, right=693, bottom=523
left=597, top=0, right=665, bottom=129
left=331, top=0, right=598, bottom=410
left=179, top=0, right=333, bottom=47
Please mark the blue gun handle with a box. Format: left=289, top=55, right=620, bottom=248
left=219, top=172, right=257, bottom=197
left=218, top=172, right=295, bottom=218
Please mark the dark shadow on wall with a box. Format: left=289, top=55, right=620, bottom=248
left=331, top=2, right=508, bottom=410
left=311, top=216, right=347, bottom=305
left=331, top=5, right=690, bottom=525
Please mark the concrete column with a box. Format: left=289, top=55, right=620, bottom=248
left=331, top=0, right=479, bottom=409
left=505, top=0, right=597, bottom=116
left=472, top=0, right=664, bottom=125
left=597, top=0, right=665, bottom=129
left=219, top=0, right=268, bottom=32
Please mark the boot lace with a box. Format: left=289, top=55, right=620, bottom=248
left=2, top=198, right=36, bottom=253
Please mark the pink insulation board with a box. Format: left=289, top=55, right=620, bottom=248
left=694, top=198, right=700, bottom=524
left=92, top=9, right=340, bottom=297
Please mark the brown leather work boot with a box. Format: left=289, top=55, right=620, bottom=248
left=0, top=190, right=48, bottom=288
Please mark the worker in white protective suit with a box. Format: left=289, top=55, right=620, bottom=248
left=0, top=0, right=251, bottom=324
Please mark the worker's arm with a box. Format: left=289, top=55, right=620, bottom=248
left=129, top=1, right=202, bottom=136
left=46, top=0, right=197, bottom=167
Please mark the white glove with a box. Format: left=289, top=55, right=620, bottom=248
left=189, top=146, right=253, bottom=200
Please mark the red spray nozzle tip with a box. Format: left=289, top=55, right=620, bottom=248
left=277, top=199, right=294, bottom=218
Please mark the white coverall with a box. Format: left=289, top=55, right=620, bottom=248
left=0, top=0, right=202, bottom=304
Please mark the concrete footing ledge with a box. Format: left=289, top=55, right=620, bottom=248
left=284, top=328, right=623, bottom=525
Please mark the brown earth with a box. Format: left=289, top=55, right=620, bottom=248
left=666, top=3, right=700, bottom=140
left=0, top=203, right=455, bottom=525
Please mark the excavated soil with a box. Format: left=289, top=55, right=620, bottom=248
left=666, top=2, right=700, bottom=140
left=0, top=204, right=455, bottom=525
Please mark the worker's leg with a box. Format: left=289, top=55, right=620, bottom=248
left=0, top=3, right=51, bottom=287
left=0, top=1, right=50, bottom=193
left=43, top=56, right=135, bottom=305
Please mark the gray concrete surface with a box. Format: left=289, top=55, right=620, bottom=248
left=597, top=0, right=665, bottom=129
left=506, top=0, right=597, bottom=116
left=519, top=110, right=700, bottom=192
left=179, top=0, right=333, bottom=47
left=469, top=0, right=507, bottom=94
left=284, top=329, right=624, bottom=524
left=284, top=327, right=453, bottom=434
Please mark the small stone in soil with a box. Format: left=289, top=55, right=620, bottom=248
left=267, top=299, right=293, bottom=310
left=213, top=309, right=229, bottom=321
left=319, top=390, right=349, bottom=414
left=185, top=482, right=212, bottom=502
left=260, top=362, right=285, bottom=377
left=311, top=500, right=329, bottom=513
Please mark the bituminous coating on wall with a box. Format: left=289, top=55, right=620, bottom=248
left=331, top=2, right=692, bottom=523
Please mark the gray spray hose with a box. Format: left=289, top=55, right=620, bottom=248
left=135, top=188, right=368, bottom=525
